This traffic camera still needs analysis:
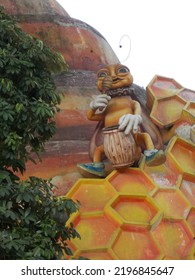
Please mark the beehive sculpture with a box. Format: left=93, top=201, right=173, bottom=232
left=65, top=136, right=195, bottom=260
left=65, top=75, right=195, bottom=260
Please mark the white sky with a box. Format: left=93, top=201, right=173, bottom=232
left=57, top=0, right=195, bottom=90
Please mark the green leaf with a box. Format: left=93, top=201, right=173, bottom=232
left=23, top=193, right=30, bottom=202
left=64, top=246, right=73, bottom=256
left=24, top=208, right=31, bottom=218
left=7, top=201, right=12, bottom=209
left=33, top=247, right=41, bottom=257
left=15, top=103, right=24, bottom=113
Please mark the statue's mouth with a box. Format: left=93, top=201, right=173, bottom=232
left=112, top=77, right=122, bottom=84
left=107, top=86, right=135, bottom=98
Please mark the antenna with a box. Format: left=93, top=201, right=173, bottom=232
left=118, top=34, right=131, bottom=63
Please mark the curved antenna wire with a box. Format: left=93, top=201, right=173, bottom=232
left=118, top=34, right=131, bottom=63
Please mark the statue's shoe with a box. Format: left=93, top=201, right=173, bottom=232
left=77, top=162, right=106, bottom=178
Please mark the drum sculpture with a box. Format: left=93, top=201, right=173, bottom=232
left=103, top=125, right=139, bottom=168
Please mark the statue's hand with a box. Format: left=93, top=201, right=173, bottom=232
left=102, top=76, right=113, bottom=92
left=90, top=94, right=111, bottom=111
left=118, top=114, right=142, bottom=135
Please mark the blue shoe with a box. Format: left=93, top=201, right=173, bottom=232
left=77, top=162, right=106, bottom=177
left=144, top=149, right=166, bottom=167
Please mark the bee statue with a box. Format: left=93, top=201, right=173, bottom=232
left=77, top=64, right=166, bottom=177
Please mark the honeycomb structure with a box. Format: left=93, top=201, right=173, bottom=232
left=146, top=75, right=195, bottom=129
left=64, top=76, right=195, bottom=260
left=65, top=136, right=195, bottom=260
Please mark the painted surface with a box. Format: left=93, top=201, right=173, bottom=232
left=147, top=75, right=195, bottom=129
left=64, top=75, right=195, bottom=259
left=65, top=137, right=195, bottom=259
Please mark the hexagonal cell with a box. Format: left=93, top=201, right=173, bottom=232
left=153, top=220, right=194, bottom=259
left=186, top=208, right=195, bottom=236
left=180, top=174, right=195, bottom=206
left=178, top=88, right=195, bottom=102
left=150, top=96, right=186, bottom=128
left=73, top=249, right=116, bottom=260
left=107, top=168, right=158, bottom=195
left=66, top=179, right=116, bottom=213
left=112, top=229, right=163, bottom=260
left=166, top=136, right=195, bottom=175
left=146, top=75, right=182, bottom=110
left=142, top=162, right=180, bottom=189
left=68, top=214, right=119, bottom=251
left=106, top=194, right=162, bottom=230
left=150, top=76, right=182, bottom=93
left=153, top=189, right=191, bottom=219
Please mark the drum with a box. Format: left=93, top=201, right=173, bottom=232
left=103, top=125, right=137, bottom=168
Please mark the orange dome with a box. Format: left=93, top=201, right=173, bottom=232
left=0, top=0, right=69, bottom=16
left=0, top=0, right=119, bottom=70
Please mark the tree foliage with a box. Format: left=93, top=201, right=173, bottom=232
left=0, top=8, right=80, bottom=260
left=0, top=170, right=80, bottom=260
left=0, top=6, right=68, bottom=174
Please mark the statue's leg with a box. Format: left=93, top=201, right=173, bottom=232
left=77, top=144, right=106, bottom=177
left=93, top=144, right=104, bottom=162
left=135, top=132, right=154, bottom=150
left=135, top=133, right=166, bottom=166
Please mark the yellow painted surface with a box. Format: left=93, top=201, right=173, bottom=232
left=65, top=135, right=195, bottom=259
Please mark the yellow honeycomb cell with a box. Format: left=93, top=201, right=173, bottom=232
left=112, top=229, right=163, bottom=260
left=141, top=162, right=180, bottom=189
left=67, top=213, right=119, bottom=251
left=146, top=75, right=182, bottom=110
left=152, top=220, right=194, bottom=259
left=153, top=189, right=191, bottom=220
left=150, top=96, right=186, bottom=128
left=166, top=136, right=195, bottom=175
left=107, top=168, right=158, bottom=195
left=105, top=194, right=162, bottom=230
left=66, top=178, right=116, bottom=213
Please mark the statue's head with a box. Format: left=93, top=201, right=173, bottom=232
left=96, top=64, right=133, bottom=92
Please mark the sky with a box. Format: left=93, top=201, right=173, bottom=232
left=57, top=0, right=195, bottom=89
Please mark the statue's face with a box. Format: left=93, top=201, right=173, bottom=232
left=96, top=64, right=133, bottom=92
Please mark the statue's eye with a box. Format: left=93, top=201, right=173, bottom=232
left=97, top=71, right=108, bottom=78
left=118, top=67, right=129, bottom=74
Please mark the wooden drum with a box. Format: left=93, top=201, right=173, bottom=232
left=103, top=125, right=137, bottom=168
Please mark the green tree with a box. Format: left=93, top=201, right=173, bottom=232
left=0, top=6, right=67, bottom=174
left=0, top=170, right=80, bottom=260
left=0, top=7, right=80, bottom=259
